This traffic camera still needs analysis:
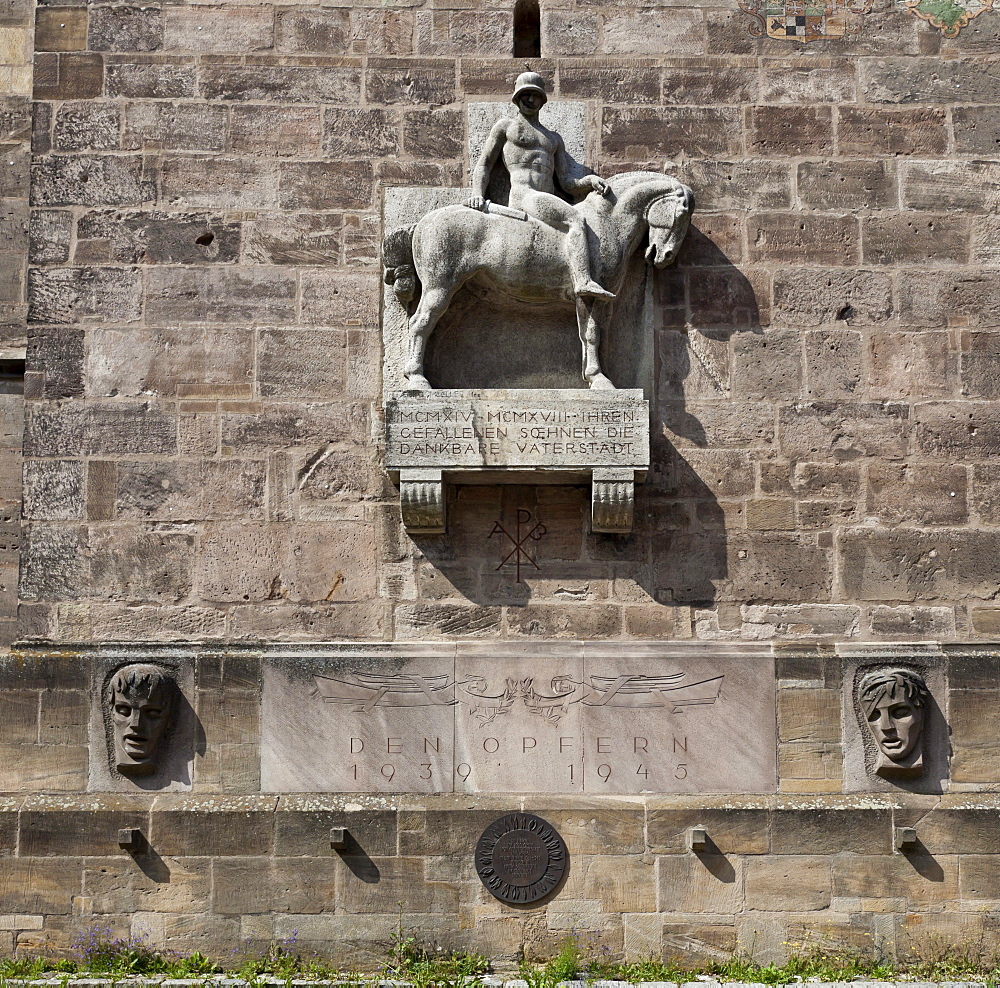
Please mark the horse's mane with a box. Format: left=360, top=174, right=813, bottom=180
left=607, top=170, right=672, bottom=194
left=578, top=170, right=687, bottom=225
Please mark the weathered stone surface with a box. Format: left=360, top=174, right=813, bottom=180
left=747, top=213, right=858, bottom=265
left=648, top=806, right=768, bottom=854
left=52, top=100, right=119, bottom=151
left=244, top=214, right=340, bottom=265
left=797, top=160, right=897, bottom=211
left=366, top=57, right=455, bottom=105
left=863, top=214, right=971, bottom=265
left=20, top=800, right=148, bottom=856
left=602, top=106, right=742, bottom=159
left=84, top=856, right=208, bottom=913
left=88, top=6, right=162, bottom=52
left=197, top=521, right=376, bottom=604
left=151, top=797, right=276, bottom=856
left=779, top=402, right=908, bottom=459
left=862, top=56, right=1000, bottom=104
left=27, top=208, right=71, bottom=264
left=162, top=7, right=273, bottom=52
left=773, top=268, right=893, bottom=326
left=745, top=856, right=831, bottom=911
left=838, top=107, right=947, bottom=155
left=34, top=52, right=104, bottom=100
left=866, top=462, right=968, bottom=526
left=88, top=327, right=252, bottom=398
left=28, top=266, right=140, bottom=324
left=279, top=161, right=373, bottom=210
left=0, top=859, right=81, bottom=913
left=658, top=852, right=742, bottom=913
left=105, top=58, right=196, bottom=99
left=76, top=210, right=240, bottom=265
left=747, top=106, right=833, bottom=155
left=214, top=857, right=337, bottom=914
left=200, top=61, right=362, bottom=103
left=22, top=459, right=83, bottom=521
left=34, top=7, right=87, bottom=51
left=145, top=267, right=295, bottom=325
left=24, top=402, right=177, bottom=457
left=276, top=8, right=349, bottom=53
left=122, top=103, right=227, bottom=152
left=231, top=105, right=321, bottom=157
left=840, top=529, right=1000, bottom=601
left=30, top=155, right=154, bottom=207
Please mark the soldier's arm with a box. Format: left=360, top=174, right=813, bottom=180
left=470, top=119, right=508, bottom=206
left=555, top=135, right=610, bottom=198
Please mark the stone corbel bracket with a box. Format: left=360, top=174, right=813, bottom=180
left=398, top=467, right=639, bottom=536
left=399, top=469, right=447, bottom=534
left=592, top=468, right=636, bottom=534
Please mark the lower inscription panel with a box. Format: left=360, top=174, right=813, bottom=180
left=261, top=644, right=777, bottom=794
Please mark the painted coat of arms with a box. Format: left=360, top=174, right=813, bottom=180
left=740, top=0, right=872, bottom=39
left=897, top=0, right=995, bottom=35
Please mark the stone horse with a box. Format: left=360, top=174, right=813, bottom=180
left=382, top=171, right=694, bottom=391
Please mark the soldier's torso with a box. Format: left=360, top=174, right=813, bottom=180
left=502, top=117, right=560, bottom=192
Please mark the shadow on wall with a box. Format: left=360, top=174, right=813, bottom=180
left=410, top=225, right=763, bottom=612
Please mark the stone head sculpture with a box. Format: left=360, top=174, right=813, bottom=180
left=106, top=663, right=177, bottom=777
left=512, top=71, right=547, bottom=111
left=857, top=667, right=928, bottom=780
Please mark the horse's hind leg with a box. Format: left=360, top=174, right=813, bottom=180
left=404, top=287, right=453, bottom=391
left=576, top=298, right=615, bottom=390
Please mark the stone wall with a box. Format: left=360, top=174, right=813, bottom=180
left=0, top=643, right=992, bottom=961
left=11, top=0, right=1000, bottom=966
left=19, top=0, right=1000, bottom=645
left=4, top=790, right=1000, bottom=967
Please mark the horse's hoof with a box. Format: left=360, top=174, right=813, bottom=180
left=576, top=281, right=616, bottom=300
left=589, top=375, right=616, bottom=391
left=404, top=375, right=433, bottom=392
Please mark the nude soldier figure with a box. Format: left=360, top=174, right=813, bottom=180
left=468, top=71, right=616, bottom=300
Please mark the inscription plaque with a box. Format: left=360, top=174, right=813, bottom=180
left=475, top=813, right=567, bottom=904
left=386, top=391, right=649, bottom=472
left=260, top=644, right=777, bottom=794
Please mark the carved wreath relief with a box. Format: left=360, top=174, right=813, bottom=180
left=856, top=666, right=928, bottom=781
left=104, top=663, right=178, bottom=778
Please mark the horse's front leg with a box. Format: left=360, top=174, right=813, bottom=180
left=575, top=298, right=615, bottom=390
left=404, top=288, right=452, bottom=391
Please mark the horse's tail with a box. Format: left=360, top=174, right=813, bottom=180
left=382, top=225, right=418, bottom=303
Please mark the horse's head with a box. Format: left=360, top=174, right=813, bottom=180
left=644, top=184, right=694, bottom=267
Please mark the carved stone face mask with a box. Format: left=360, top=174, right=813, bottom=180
left=866, top=694, right=924, bottom=761
left=108, top=664, right=176, bottom=777
left=858, top=668, right=928, bottom=779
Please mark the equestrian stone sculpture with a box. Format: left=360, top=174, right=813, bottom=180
left=382, top=72, right=694, bottom=393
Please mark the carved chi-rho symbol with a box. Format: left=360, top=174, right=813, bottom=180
left=489, top=509, right=547, bottom=583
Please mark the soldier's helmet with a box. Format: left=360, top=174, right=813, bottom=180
left=512, top=71, right=548, bottom=106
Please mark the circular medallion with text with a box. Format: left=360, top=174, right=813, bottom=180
left=475, top=813, right=567, bottom=904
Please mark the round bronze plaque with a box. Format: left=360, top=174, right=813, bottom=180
left=475, top=813, right=567, bottom=904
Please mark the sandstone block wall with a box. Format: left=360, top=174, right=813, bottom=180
left=2, top=789, right=1000, bottom=966
left=17, top=0, right=1000, bottom=645
left=0, top=644, right=991, bottom=962
left=8, top=0, right=1000, bottom=965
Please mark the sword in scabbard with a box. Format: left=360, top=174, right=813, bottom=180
left=464, top=198, right=529, bottom=221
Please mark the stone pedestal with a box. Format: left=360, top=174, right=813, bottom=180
left=386, top=389, right=649, bottom=534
